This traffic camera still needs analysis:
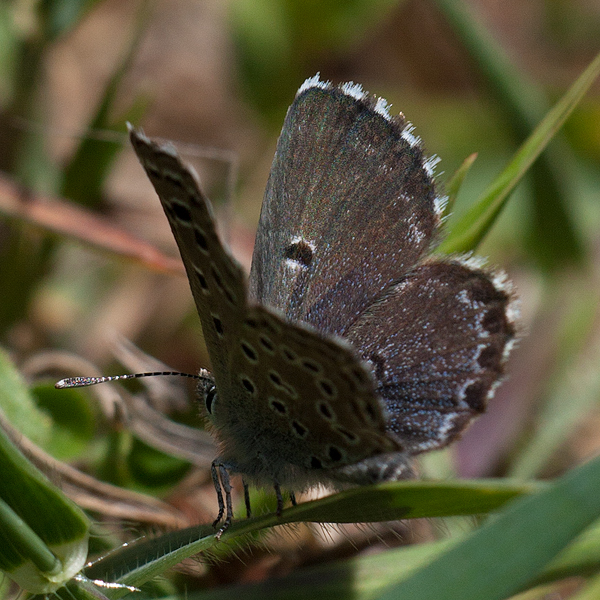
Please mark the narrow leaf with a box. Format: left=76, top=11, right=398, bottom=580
left=439, top=51, right=600, bottom=255
left=377, top=455, right=600, bottom=600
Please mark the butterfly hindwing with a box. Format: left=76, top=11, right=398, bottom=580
left=345, top=259, right=518, bottom=454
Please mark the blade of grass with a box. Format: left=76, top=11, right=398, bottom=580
left=170, top=521, right=600, bottom=600
left=84, top=479, right=534, bottom=597
left=376, top=454, right=600, bottom=600
left=441, top=152, right=478, bottom=219
left=439, top=50, right=600, bottom=255
left=0, top=410, right=90, bottom=593
left=433, top=0, right=585, bottom=269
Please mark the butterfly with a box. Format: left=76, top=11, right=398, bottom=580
left=129, top=74, right=518, bottom=534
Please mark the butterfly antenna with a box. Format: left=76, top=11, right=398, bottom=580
left=55, top=370, right=212, bottom=389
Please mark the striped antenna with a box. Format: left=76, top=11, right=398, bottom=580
left=55, top=371, right=210, bottom=390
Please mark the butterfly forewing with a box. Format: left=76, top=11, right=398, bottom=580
left=249, top=80, right=445, bottom=337
left=130, top=130, right=247, bottom=384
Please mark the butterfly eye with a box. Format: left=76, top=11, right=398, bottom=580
left=204, top=384, right=218, bottom=414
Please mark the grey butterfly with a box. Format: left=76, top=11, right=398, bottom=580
left=129, top=74, right=518, bottom=533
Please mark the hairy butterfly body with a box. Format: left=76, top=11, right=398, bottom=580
left=130, top=74, right=517, bottom=533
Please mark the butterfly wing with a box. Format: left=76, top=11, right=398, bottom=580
left=222, top=305, right=400, bottom=476
left=345, top=259, right=518, bottom=454
left=249, top=76, right=445, bottom=337
left=130, top=129, right=247, bottom=386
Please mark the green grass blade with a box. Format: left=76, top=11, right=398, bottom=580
left=439, top=50, right=600, bottom=255
left=0, top=348, right=90, bottom=593
left=168, top=523, right=600, bottom=600
left=0, top=347, right=51, bottom=445
left=0, top=412, right=90, bottom=593
left=441, top=152, right=478, bottom=219
left=433, top=0, right=585, bottom=269
left=0, top=497, right=60, bottom=574
left=84, top=479, right=533, bottom=597
left=376, top=455, right=600, bottom=600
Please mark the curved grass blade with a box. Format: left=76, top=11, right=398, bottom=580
left=169, top=522, right=600, bottom=600
left=84, top=479, right=533, bottom=598
left=441, top=152, right=478, bottom=219
left=433, top=0, right=585, bottom=269
left=0, top=411, right=90, bottom=593
left=439, top=50, right=600, bottom=255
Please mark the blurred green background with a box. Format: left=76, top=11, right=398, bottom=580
left=1, top=0, right=600, bottom=595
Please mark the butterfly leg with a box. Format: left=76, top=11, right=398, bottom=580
left=210, top=461, right=225, bottom=526
left=274, top=482, right=285, bottom=516
left=243, top=480, right=252, bottom=518
left=211, top=461, right=234, bottom=539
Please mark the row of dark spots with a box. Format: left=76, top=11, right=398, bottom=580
left=240, top=325, right=326, bottom=378
left=192, top=254, right=236, bottom=307
left=148, top=161, right=237, bottom=313
left=162, top=200, right=230, bottom=343
left=160, top=167, right=207, bottom=222
left=167, top=195, right=238, bottom=309
left=189, top=218, right=238, bottom=306
left=289, top=416, right=344, bottom=464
